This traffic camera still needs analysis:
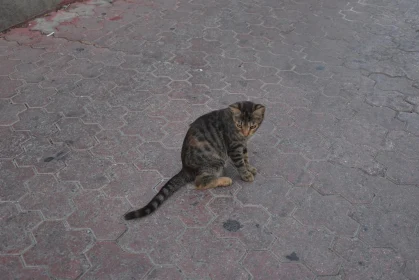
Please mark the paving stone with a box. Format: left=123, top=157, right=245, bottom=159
left=12, top=83, right=56, bottom=108
left=15, top=137, right=70, bottom=173
left=0, top=160, right=35, bottom=201
left=376, top=151, right=419, bottom=185
left=335, top=237, right=408, bottom=280
left=366, top=89, right=414, bottom=112
left=224, top=76, right=264, bottom=97
left=122, top=112, right=167, bottom=140
left=66, top=59, right=104, bottom=78
left=108, top=86, right=152, bottom=111
left=0, top=99, right=26, bottom=126
left=158, top=186, right=214, bottom=227
left=306, top=93, right=356, bottom=120
left=153, top=61, right=191, bottom=80
left=168, top=81, right=210, bottom=105
left=291, top=188, right=359, bottom=236
left=242, top=63, right=280, bottom=83
left=67, top=190, right=129, bottom=240
left=189, top=69, right=227, bottom=89
left=3, top=0, right=419, bottom=278
left=53, top=118, right=101, bottom=150
left=205, top=54, right=244, bottom=76
left=263, top=84, right=312, bottom=108
left=98, top=66, right=137, bottom=87
left=385, top=130, right=419, bottom=160
left=203, top=28, right=237, bottom=45
left=243, top=251, right=315, bottom=280
left=176, top=228, right=248, bottom=279
left=351, top=103, right=406, bottom=131
left=172, top=50, right=207, bottom=69
left=398, top=112, right=419, bottom=136
left=0, top=202, right=42, bottom=254
left=92, top=130, right=142, bottom=163
left=19, top=174, right=77, bottom=219
left=23, top=221, right=93, bottom=279
left=118, top=211, right=185, bottom=264
left=369, top=74, right=417, bottom=96
left=146, top=266, right=184, bottom=280
left=41, top=72, right=81, bottom=92
left=136, top=142, right=181, bottom=178
left=328, top=139, right=385, bottom=176
left=83, top=101, right=127, bottom=129
left=83, top=241, right=153, bottom=279
left=148, top=99, right=191, bottom=122
left=404, top=259, right=419, bottom=280
left=206, top=90, right=249, bottom=110
left=0, top=255, right=49, bottom=280
left=237, top=33, right=271, bottom=51
left=338, top=119, right=387, bottom=149
left=45, top=90, right=90, bottom=117
left=209, top=197, right=273, bottom=249
left=237, top=177, right=295, bottom=217
left=270, top=217, right=342, bottom=276
left=58, top=151, right=112, bottom=190
left=104, top=164, right=163, bottom=207
left=257, top=51, right=293, bottom=70
left=278, top=71, right=317, bottom=91
left=161, top=121, right=189, bottom=148
left=0, top=127, right=29, bottom=159
left=276, top=126, right=332, bottom=160
left=251, top=147, right=309, bottom=185
left=308, top=161, right=377, bottom=204
left=350, top=205, right=418, bottom=260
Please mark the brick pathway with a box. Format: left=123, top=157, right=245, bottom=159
left=1, top=0, right=418, bottom=279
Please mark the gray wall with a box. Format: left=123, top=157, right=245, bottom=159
left=0, top=0, right=62, bottom=32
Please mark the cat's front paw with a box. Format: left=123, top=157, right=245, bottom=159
left=247, top=165, right=257, bottom=175
left=240, top=171, right=254, bottom=182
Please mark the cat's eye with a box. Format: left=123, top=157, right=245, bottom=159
left=237, top=123, right=242, bottom=128
left=250, top=124, right=257, bottom=129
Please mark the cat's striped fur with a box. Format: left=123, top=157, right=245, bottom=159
left=124, top=101, right=265, bottom=220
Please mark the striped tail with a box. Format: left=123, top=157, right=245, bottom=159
left=124, top=169, right=192, bottom=220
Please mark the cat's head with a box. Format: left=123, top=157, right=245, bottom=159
left=229, top=101, right=265, bottom=137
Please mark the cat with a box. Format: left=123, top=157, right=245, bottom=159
left=124, top=101, right=265, bottom=220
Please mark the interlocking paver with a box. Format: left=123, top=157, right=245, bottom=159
left=23, top=221, right=93, bottom=279
left=19, top=174, right=77, bottom=219
left=118, top=212, right=185, bottom=264
left=0, top=127, right=29, bottom=159
left=83, top=241, right=153, bottom=279
left=0, top=160, right=34, bottom=201
left=270, top=217, right=342, bottom=276
left=243, top=251, right=315, bottom=280
left=176, top=228, right=248, bottom=279
left=334, top=237, right=408, bottom=280
left=291, top=188, right=359, bottom=236
left=2, top=0, right=419, bottom=278
left=209, top=197, right=273, bottom=249
left=0, top=202, right=42, bottom=254
left=67, top=190, right=129, bottom=240
left=104, top=164, right=162, bottom=207
left=237, top=177, right=295, bottom=217
left=58, top=151, right=112, bottom=190
left=0, top=255, right=49, bottom=280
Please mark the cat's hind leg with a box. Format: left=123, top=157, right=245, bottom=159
left=195, top=169, right=232, bottom=190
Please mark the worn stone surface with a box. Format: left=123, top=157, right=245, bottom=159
left=1, top=0, right=418, bottom=278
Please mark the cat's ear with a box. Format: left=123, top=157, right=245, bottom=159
left=253, top=104, right=265, bottom=118
left=229, top=102, right=241, bottom=115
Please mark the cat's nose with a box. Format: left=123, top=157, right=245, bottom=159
left=242, top=129, right=250, bottom=136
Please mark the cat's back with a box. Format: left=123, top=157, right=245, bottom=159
left=189, top=108, right=226, bottom=129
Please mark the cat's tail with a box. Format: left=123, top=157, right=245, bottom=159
left=124, top=169, right=193, bottom=220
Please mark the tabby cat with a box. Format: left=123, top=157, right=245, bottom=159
left=124, top=101, right=265, bottom=220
